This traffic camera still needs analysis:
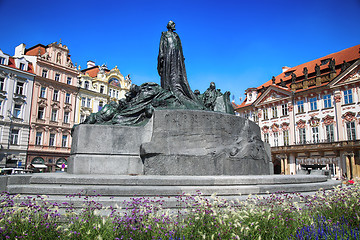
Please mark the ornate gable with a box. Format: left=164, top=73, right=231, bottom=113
left=254, top=86, right=291, bottom=107
left=330, top=59, right=360, bottom=87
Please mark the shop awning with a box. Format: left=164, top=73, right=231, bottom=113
left=31, top=164, right=47, bottom=169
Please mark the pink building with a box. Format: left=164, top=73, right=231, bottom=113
left=19, top=41, right=80, bottom=172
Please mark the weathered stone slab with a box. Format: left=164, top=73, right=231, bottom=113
left=141, top=110, right=272, bottom=175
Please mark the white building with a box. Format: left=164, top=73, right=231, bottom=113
left=235, top=44, right=360, bottom=179
left=0, top=48, right=35, bottom=168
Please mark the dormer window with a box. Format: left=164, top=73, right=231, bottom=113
left=321, top=58, right=330, bottom=66
left=19, top=63, right=25, bottom=70
left=284, top=71, right=295, bottom=77
left=0, top=51, right=9, bottom=65
left=84, top=81, right=89, bottom=89
left=100, top=85, right=104, bottom=94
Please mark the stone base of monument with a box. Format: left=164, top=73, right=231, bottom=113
left=1, top=173, right=340, bottom=213
left=69, top=110, right=273, bottom=175
left=0, top=109, right=340, bottom=212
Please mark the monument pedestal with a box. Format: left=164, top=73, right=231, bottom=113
left=69, top=110, right=272, bottom=175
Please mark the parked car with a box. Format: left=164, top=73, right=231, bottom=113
left=0, top=168, right=33, bottom=175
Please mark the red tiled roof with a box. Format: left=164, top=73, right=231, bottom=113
left=236, top=44, right=360, bottom=110
left=4, top=57, right=34, bottom=74
left=25, top=44, right=47, bottom=56
left=82, top=66, right=110, bottom=78
left=259, top=44, right=360, bottom=89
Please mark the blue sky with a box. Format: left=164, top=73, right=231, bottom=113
left=0, top=0, right=359, bottom=104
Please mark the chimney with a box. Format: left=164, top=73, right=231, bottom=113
left=282, top=66, right=290, bottom=73
left=87, top=60, right=95, bottom=69
left=14, top=43, right=26, bottom=57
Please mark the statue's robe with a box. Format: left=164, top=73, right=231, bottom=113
left=157, top=30, right=203, bottom=109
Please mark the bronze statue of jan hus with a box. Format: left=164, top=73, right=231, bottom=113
left=157, top=20, right=203, bottom=110
left=78, top=21, right=235, bottom=127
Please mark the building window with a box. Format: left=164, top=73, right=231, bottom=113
left=100, top=85, right=104, bottom=94
left=253, top=112, right=258, bottom=122
left=263, top=109, right=268, bottom=120
left=49, top=133, right=55, bottom=146
left=272, top=106, right=278, bottom=118
left=0, top=77, right=4, bottom=91
left=53, top=90, right=59, bottom=101
left=346, top=121, right=356, bottom=140
left=15, top=82, right=24, bottom=95
left=281, top=104, right=288, bottom=116
left=55, top=73, right=60, bottom=81
left=87, top=98, right=91, bottom=108
left=35, top=132, right=42, bottom=145
left=344, top=89, right=353, bottom=104
left=63, top=112, right=69, bottom=123
left=326, top=124, right=334, bottom=142
left=309, top=97, right=317, bottom=111
left=19, top=63, right=25, bottom=70
left=0, top=100, right=2, bottom=113
left=98, top=101, right=104, bottom=111
left=80, top=114, right=86, bottom=123
left=0, top=57, right=5, bottom=64
left=37, top=107, right=44, bottom=119
left=109, top=89, right=112, bottom=97
left=67, top=77, right=72, bottom=85
left=51, top=109, right=57, bottom=121
left=40, top=87, right=46, bottom=98
left=273, top=132, right=278, bottom=147
left=115, top=91, right=119, bottom=99
left=312, top=127, right=319, bottom=143
left=13, top=104, right=21, bottom=118
left=62, top=135, right=68, bottom=147
left=84, top=81, right=89, bottom=89
left=263, top=133, right=269, bottom=143
left=299, top=128, right=306, bottom=144
left=323, top=94, right=332, bottom=108
left=81, top=97, right=86, bottom=107
left=65, top=93, right=71, bottom=104
left=42, top=69, right=48, bottom=78
left=283, top=130, right=289, bottom=146
left=297, top=100, right=304, bottom=113
left=10, top=129, right=19, bottom=145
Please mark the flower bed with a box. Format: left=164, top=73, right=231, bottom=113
left=0, top=184, right=359, bottom=239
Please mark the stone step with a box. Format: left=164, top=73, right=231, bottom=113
left=7, top=179, right=339, bottom=197
left=21, top=173, right=329, bottom=186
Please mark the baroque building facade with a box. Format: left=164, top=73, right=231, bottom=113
left=76, top=61, right=131, bottom=124
left=20, top=41, right=80, bottom=172
left=0, top=48, right=35, bottom=168
left=235, top=44, right=360, bottom=179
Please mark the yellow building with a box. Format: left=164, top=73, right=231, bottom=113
left=75, top=61, right=131, bottom=124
